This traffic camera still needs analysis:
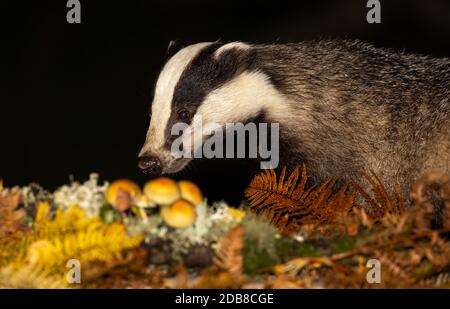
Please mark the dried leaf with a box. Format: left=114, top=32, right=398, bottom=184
left=214, top=225, right=244, bottom=281
left=274, top=256, right=333, bottom=275
left=0, top=190, right=26, bottom=237
left=245, top=164, right=355, bottom=234
left=352, top=171, right=405, bottom=220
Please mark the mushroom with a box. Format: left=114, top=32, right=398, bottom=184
left=134, top=194, right=156, bottom=208
left=178, top=180, right=203, bottom=205
left=105, top=179, right=141, bottom=211
left=160, top=199, right=196, bottom=228
left=143, top=177, right=180, bottom=205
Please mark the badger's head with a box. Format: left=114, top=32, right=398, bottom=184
left=138, top=41, right=283, bottom=176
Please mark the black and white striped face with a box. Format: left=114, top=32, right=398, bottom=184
left=138, top=41, right=282, bottom=176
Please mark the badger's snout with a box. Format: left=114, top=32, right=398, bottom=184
left=137, top=156, right=163, bottom=176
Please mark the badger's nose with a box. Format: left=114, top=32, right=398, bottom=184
left=138, top=156, right=163, bottom=176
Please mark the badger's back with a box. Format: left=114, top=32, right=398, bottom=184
left=252, top=40, right=450, bottom=192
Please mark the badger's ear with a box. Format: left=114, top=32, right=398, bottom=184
left=166, top=40, right=184, bottom=59
left=214, top=42, right=253, bottom=74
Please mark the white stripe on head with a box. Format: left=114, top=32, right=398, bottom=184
left=214, top=42, right=250, bottom=59
left=195, top=70, right=291, bottom=126
left=143, top=42, right=213, bottom=154
left=180, top=70, right=292, bottom=154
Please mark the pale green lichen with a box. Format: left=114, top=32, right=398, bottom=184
left=53, top=173, right=108, bottom=217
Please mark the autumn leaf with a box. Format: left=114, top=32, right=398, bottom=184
left=0, top=190, right=26, bottom=237
left=214, top=224, right=244, bottom=281
left=245, top=164, right=355, bottom=234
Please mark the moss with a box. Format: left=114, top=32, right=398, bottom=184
left=277, top=238, right=324, bottom=259
left=243, top=237, right=326, bottom=274
left=329, top=235, right=358, bottom=253
left=243, top=245, right=280, bottom=274
left=339, top=257, right=357, bottom=267
left=99, top=204, right=121, bottom=224
left=242, top=231, right=375, bottom=274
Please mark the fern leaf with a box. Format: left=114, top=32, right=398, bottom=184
left=0, top=264, right=67, bottom=289
left=3, top=203, right=143, bottom=284
left=0, top=190, right=26, bottom=237
left=353, top=171, right=406, bottom=220
left=245, top=164, right=355, bottom=234
left=214, top=225, right=244, bottom=280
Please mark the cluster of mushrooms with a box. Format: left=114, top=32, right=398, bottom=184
left=105, top=177, right=203, bottom=228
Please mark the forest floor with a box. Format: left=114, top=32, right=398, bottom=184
left=0, top=165, right=449, bottom=288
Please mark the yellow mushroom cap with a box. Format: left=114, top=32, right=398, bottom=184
left=134, top=194, right=156, bottom=208
left=160, top=199, right=196, bottom=228
left=178, top=180, right=203, bottom=205
left=143, top=177, right=180, bottom=205
left=106, top=179, right=141, bottom=205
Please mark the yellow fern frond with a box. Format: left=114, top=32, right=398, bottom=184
left=29, top=204, right=142, bottom=271
left=3, top=203, right=143, bottom=285
left=0, top=264, right=67, bottom=288
left=34, top=202, right=95, bottom=238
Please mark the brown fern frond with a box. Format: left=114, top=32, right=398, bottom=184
left=214, top=225, right=244, bottom=281
left=245, top=164, right=355, bottom=234
left=245, top=165, right=302, bottom=214
left=374, top=251, right=414, bottom=286
left=0, top=190, right=26, bottom=238
left=352, top=171, right=406, bottom=220
left=419, top=272, right=450, bottom=288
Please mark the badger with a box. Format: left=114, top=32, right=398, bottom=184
left=138, top=40, right=450, bottom=198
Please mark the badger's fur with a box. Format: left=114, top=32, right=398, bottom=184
left=139, top=40, right=450, bottom=197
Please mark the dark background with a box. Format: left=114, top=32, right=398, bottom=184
left=3, top=0, right=450, bottom=204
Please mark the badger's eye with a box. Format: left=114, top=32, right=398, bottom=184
left=178, top=110, right=189, bottom=120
